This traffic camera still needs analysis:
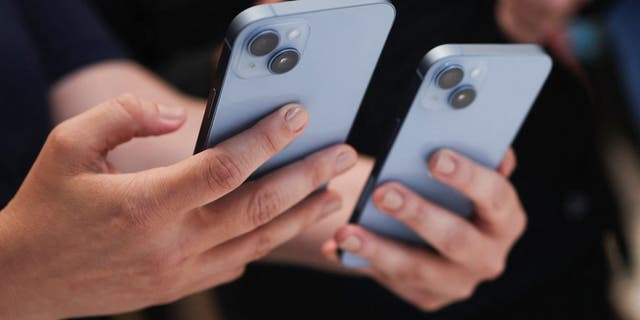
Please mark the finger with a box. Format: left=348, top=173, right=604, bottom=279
left=188, top=144, right=357, bottom=248
left=321, top=239, right=342, bottom=263
left=198, top=190, right=343, bottom=267
left=139, top=104, right=309, bottom=213
left=497, top=149, right=517, bottom=177
left=49, top=94, right=185, bottom=165
left=428, top=149, right=523, bottom=233
left=373, top=274, right=453, bottom=313
left=497, top=0, right=546, bottom=42
left=334, top=225, right=471, bottom=297
left=372, top=183, right=489, bottom=267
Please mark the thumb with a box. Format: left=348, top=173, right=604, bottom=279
left=50, top=94, right=185, bottom=164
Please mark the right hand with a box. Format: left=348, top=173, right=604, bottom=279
left=0, top=95, right=357, bottom=320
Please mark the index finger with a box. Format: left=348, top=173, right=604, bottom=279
left=428, top=149, right=525, bottom=234
left=141, top=104, right=309, bottom=213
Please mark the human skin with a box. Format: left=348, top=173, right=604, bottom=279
left=0, top=96, right=358, bottom=319
left=496, top=0, right=591, bottom=70
left=321, top=149, right=527, bottom=311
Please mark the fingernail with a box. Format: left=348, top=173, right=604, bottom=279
left=335, top=150, right=357, bottom=174
left=158, top=104, right=185, bottom=120
left=284, top=105, right=307, bottom=133
left=434, top=150, right=457, bottom=175
left=339, top=236, right=362, bottom=253
left=321, top=199, right=342, bottom=219
left=381, top=188, right=404, bottom=211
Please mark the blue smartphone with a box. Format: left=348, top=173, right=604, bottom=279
left=194, top=0, right=395, bottom=177
left=343, top=44, right=553, bottom=267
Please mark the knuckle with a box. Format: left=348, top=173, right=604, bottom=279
left=250, top=233, right=274, bottom=261
left=204, top=150, right=245, bottom=191
left=246, top=187, right=285, bottom=228
left=114, top=93, right=143, bottom=110
left=456, top=285, right=477, bottom=301
left=418, top=299, right=446, bottom=312
left=483, top=258, right=507, bottom=280
left=254, top=127, right=282, bottom=156
left=143, top=253, right=175, bottom=275
left=226, top=266, right=247, bottom=283
left=302, top=155, right=331, bottom=188
left=486, top=179, right=510, bottom=212
left=439, top=227, right=470, bottom=258
left=407, top=201, right=431, bottom=222
left=511, top=209, right=528, bottom=239
left=156, top=288, right=186, bottom=306
left=411, top=266, right=434, bottom=285
left=48, top=124, right=77, bottom=152
left=116, top=181, right=164, bottom=230
left=480, top=177, right=515, bottom=218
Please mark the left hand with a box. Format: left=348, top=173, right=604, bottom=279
left=322, top=149, right=527, bottom=311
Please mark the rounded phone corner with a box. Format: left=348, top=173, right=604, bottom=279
left=373, top=0, right=397, bottom=22
left=419, top=44, right=464, bottom=77
left=227, top=4, right=276, bottom=46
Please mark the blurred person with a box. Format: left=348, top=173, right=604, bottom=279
left=94, top=0, right=622, bottom=319
left=0, top=0, right=360, bottom=318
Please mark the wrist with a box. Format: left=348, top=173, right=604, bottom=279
left=0, top=208, right=58, bottom=320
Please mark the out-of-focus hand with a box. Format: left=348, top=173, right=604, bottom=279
left=497, top=0, right=590, bottom=43
left=323, top=149, right=527, bottom=311
left=0, top=95, right=357, bottom=320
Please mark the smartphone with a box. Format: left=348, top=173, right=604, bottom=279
left=194, top=0, right=395, bottom=177
left=343, top=44, right=553, bottom=267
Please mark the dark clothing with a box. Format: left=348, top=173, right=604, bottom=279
left=0, top=0, right=125, bottom=206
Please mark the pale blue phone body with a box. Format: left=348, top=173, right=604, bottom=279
left=343, top=44, right=553, bottom=268
left=195, top=0, right=395, bottom=177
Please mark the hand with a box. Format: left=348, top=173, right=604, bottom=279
left=497, top=0, right=590, bottom=43
left=323, top=149, right=526, bottom=311
left=0, top=95, right=357, bottom=320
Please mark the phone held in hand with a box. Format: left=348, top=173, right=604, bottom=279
left=343, top=44, right=552, bottom=268
left=195, top=0, right=395, bottom=177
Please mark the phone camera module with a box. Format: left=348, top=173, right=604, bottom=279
left=249, top=31, right=280, bottom=56
left=449, top=86, right=476, bottom=109
left=436, top=65, right=464, bottom=89
left=269, top=49, right=300, bottom=74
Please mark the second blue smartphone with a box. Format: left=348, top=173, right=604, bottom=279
left=194, top=0, right=395, bottom=177
left=343, top=44, right=553, bottom=267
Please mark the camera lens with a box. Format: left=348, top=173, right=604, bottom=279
left=269, top=49, right=300, bottom=74
left=436, top=66, right=464, bottom=89
left=449, top=86, right=477, bottom=109
left=249, top=31, right=280, bottom=56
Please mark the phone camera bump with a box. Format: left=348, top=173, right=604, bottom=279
left=249, top=31, right=280, bottom=56
left=269, top=49, right=300, bottom=74
left=449, top=86, right=477, bottom=109
left=436, top=65, right=465, bottom=89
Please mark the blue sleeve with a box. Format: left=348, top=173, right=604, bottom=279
left=17, top=0, right=128, bottom=83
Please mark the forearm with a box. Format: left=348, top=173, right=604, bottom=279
left=265, top=156, right=374, bottom=273
left=49, top=60, right=206, bottom=171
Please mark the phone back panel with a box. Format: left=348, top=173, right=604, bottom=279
left=196, top=0, right=395, bottom=176
left=344, top=44, right=552, bottom=267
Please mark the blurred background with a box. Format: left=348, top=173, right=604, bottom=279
left=82, top=0, right=640, bottom=319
